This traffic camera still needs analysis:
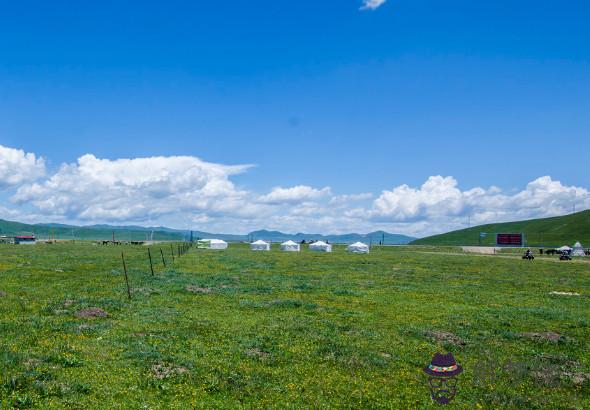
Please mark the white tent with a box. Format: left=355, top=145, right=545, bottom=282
left=280, top=240, right=300, bottom=252
left=572, top=241, right=586, bottom=257
left=309, top=241, right=332, bottom=253
left=557, top=245, right=572, bottom=252
left=347, top=242, right=370, bottom=254
left=197, top=239, right=228, bottom=250
left=250, top=240, right=270, bottom=251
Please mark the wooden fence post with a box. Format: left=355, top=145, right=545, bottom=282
left=121, top=253, right=132, bottom=300
left=148, top=248, right=154, bottom=276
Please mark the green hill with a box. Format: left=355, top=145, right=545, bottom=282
left=0, top=218, right=414, bottom=244
left=411, top=210, right=590, bottom=247
left=0, top=219, right=185, bottom=241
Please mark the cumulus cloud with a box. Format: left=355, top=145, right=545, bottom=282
left=3, top=146, right=590, bottom=237
left=360, top=0, right=387, bottom=10
left=258, top=185, right=331, bottom=204
left=0, top=145, right=45, bottom=190
left=0, top=205, right=24, bottom=220
left=330, top=193, right=373, bottom=205
left=367, top=175, right=589, bottom=230
left=371, top=176, right=466, bottom=221
left=13, top=154, right=254, bottom=223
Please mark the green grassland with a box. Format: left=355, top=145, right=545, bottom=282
left=412, top=210, right=590, bottom=247
left=0, top=243, right=589, bottom=409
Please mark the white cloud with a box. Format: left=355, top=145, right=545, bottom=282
left=371, top=176, right=465, bottom=221
left=13, top=154, right=255, bottom=223
left=258, top=185, right=331, bottom=204
left=367, top=175, right=590, bottom=234
left=0, top=205, right=24, bottom=220
left=3, top=146, right=589, bottom=238
left=330, top=192, right=373, bottom=205
left=0, top=145, right=45, bottom=190
left=360, top=0, right=387, bottom=10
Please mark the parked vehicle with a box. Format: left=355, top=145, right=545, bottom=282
left=560, top=251, right=572, bottom=261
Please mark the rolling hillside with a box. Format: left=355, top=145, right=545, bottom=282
left=411, top=210, right=590, bottom=247
left=0, top=219, right=414, bottom=244
left=0, top=219, right=186, bottom=241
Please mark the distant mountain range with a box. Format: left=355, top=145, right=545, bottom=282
left=245, top=230, right=414, bottom=245
left=0, top=218, right=415, bottom=244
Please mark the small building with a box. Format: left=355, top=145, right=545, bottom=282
left=572, top=241, right=586, bottom=257
left=280, top=240, right=301, bottom=252
left=197, top=239, right=228, bottom=250
left=347, top=242, right=370, bottom=254
left=250, top=240, right=271, bottom=251
left=309, top=241, right=332, bottom=253
left=15, top=235, right=36, bottom=245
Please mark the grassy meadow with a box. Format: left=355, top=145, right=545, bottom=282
left=412, top=209, right=590, bottom=247
left=0, top=242, right=589, bottom=409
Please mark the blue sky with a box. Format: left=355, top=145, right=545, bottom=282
left=1, top=0, right=589, bottom=236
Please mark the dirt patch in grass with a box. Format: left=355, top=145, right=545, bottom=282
left=531, top=355, right=590, bottom=386
left=23, top=358, right=42, bottom=368
left=568, top=372, right=590, bottom=385
left=246, top=348, right=270, bottom=359
left=75, top=307, right=108, bottom=319
left=186, top=285, right=213, bottom=294
left=0, top=291, right=6, bottom=297
left=151, top=363, right=189, bottom=379
left=518, top=332, right=563, bottom=343
left=425, top=330, right=466, bottom=346
left=132, top=332, right=156, bottom=338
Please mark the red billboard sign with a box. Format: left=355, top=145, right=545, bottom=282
left=496, top=233, right=523, bottom=246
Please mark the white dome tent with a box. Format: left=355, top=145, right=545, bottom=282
left=251, top=240, right=271, bottom=251
left=557, top=245, right=572, bottom=253
left=572, top=241, right=586, bottom=257
left=197, top=239, right=228, bottom=250
left=309, top=241, right=332, bottom=253
left=347, top=242, right=370, bottom=254
left=280, top=240, right=300, bottom=252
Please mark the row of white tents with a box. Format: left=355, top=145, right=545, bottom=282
left=196, top=239, right=370, bottom=254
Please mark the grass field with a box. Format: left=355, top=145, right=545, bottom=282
left=0, top=243, right=589, bottom=409
left=412, top=210, right=590, bottom=247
